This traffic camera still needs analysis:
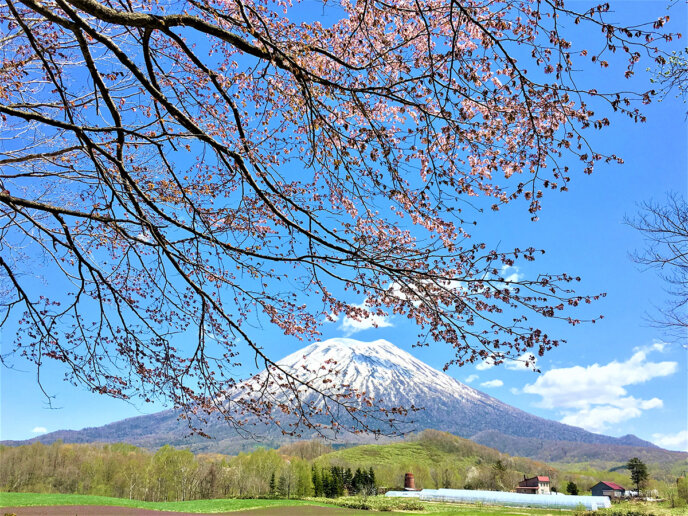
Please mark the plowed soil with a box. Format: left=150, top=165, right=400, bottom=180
left=1, top=505, right=367, bottom=515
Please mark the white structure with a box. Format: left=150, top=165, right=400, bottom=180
left=386, top=488, right=612, bottom=511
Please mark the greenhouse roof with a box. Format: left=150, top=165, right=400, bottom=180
left=386, top=488, right=612, bottom=511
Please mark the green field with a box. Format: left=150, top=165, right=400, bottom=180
left=0, top=491, right=608, bottom=516
left=0, top=492, right=321, bottom=513
left=0, top=491, right=578, bottom=515
left=3, top=491, right=688, bottom=515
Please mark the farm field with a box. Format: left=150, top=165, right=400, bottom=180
left=0, top=492, right=590, bottom=515
left=8, top=492, right=686, bottom=516
left=0, top=492, right=323, bottom=514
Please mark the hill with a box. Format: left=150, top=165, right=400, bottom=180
left=312, top=430, right=671, bottom=492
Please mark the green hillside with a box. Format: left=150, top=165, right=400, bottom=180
left=315, top=430, right=683, bottom=496
left=316, top=430, right=554, bottom=491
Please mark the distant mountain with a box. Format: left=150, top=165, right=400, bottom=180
left=3, top=338, right=671, bottom=461
left=470, top=430, right=686, bottom=466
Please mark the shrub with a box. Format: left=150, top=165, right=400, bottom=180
left=397, top=500, right=425, bottom=511
left=334, top=499, right=371, bottom=510
left=678, top=477, right=688, bottom=502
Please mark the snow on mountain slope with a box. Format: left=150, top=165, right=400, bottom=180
left=258, top=338, right=653, bottom=447
left=4, top=338, right=659, bottom=453
left=273, top=338, right=486, bottom=407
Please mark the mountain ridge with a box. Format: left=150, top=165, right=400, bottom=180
left=3, top=338, right=670, bottom=460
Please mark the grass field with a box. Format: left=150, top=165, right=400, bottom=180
left=0, top=492, right=573, bottom=515
left=591, top=500, right=688, bottom=516
left=2, top=492, right=686, bottom=515
left=0, top=492, right=320, bottom=513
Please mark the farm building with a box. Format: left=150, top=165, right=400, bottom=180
left=516, top=475, right=550, bottom=494
left=403, top=473, right=420, bottom=491
left=591, top=481, right=625, bottom=498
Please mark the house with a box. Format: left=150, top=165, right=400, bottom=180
left=591, top=481, right=625, bottom=498
left=516, top=475, right=550, bottom=494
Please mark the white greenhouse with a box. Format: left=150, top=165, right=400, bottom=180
left=385, top=488, right=612, bottom=511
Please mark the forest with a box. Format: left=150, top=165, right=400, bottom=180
left=0, top=439, right=381, bottom=502
left=0, top=442, right=313, bottom=502
left=3, top=431, right=685, bottom=505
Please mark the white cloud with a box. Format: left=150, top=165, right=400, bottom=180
left=652, top=430, right=688, bottom=451
left=464, top=374, right=478, bottom=384
left=31, top=426, right=47, bottom=434
left=340, top=302, right=393, bottom=336
left=480, top=379, right=504, bottom=388
left=634, top=340, right=668, bottom=354
left=476, top=352, right=536, bottom=371
left=504, top=352, right=538, bottom=371
left=560, top=398, right=663, bottom=433
left=510, top=387, right=520, bottom=395
left=476, top=359, right=495, bottom=371
left=501, top=265, right=523, bottom=283
left=135, top=231, right=152, bottom=243
left=522, top=346, right=677, bottom=433
left=386, top=281, right=423, bottom=307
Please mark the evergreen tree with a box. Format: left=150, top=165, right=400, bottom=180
left=344, top=467, right=353, bottom=494
left=566, top=481, right=579, bottom=495
left=311, top=466, right=323, bottom=497
left=368, top=467, right=376, bottom=494
left=329, top=466, right=344, bottom=497
left=352, top=468, right=363, bottom=494
left=269, top=471, right=276, bottom=497
left=321, top=469, right=333, bottom=498
left=627, top=457, right=649, bottom=494
left=277, top=474, right=287, bottom=498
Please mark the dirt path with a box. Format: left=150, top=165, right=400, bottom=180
left=0, top=505, right=371, bottom=516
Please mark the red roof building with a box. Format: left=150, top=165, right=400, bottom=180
left=591, top=481, right=626, bottom=498
left=516, top=475, right=551, bottom=495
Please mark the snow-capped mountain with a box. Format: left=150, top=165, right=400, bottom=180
left=260, top=338, right=644, bottom=445
left=274, top=338, right=483, bottom=407
left=4, top=338, right=658, bottom=455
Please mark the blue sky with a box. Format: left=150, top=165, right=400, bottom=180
left=1, top=0, right=687, bottom=451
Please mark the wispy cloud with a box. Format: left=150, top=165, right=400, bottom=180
left=464, top=374, right=478, bottom=384
left=504, top=352, right=537, bottom=371
left=31, top=427, right=47, bottom=434
left=476, top=351, right=536, bottom=371
left=500, top=265, right=523, bottom=284
left=476, top=359, right=495, bottom=371
left=522, top=344, right=677, bottom=433
left=340, top=302, right=393, bottom=336
left=480, top=379, right=503, bottom=388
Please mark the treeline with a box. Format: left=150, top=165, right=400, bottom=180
left=310, top=466, right=376, bottom=498
left=0, top=441, right=367, bottom=502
